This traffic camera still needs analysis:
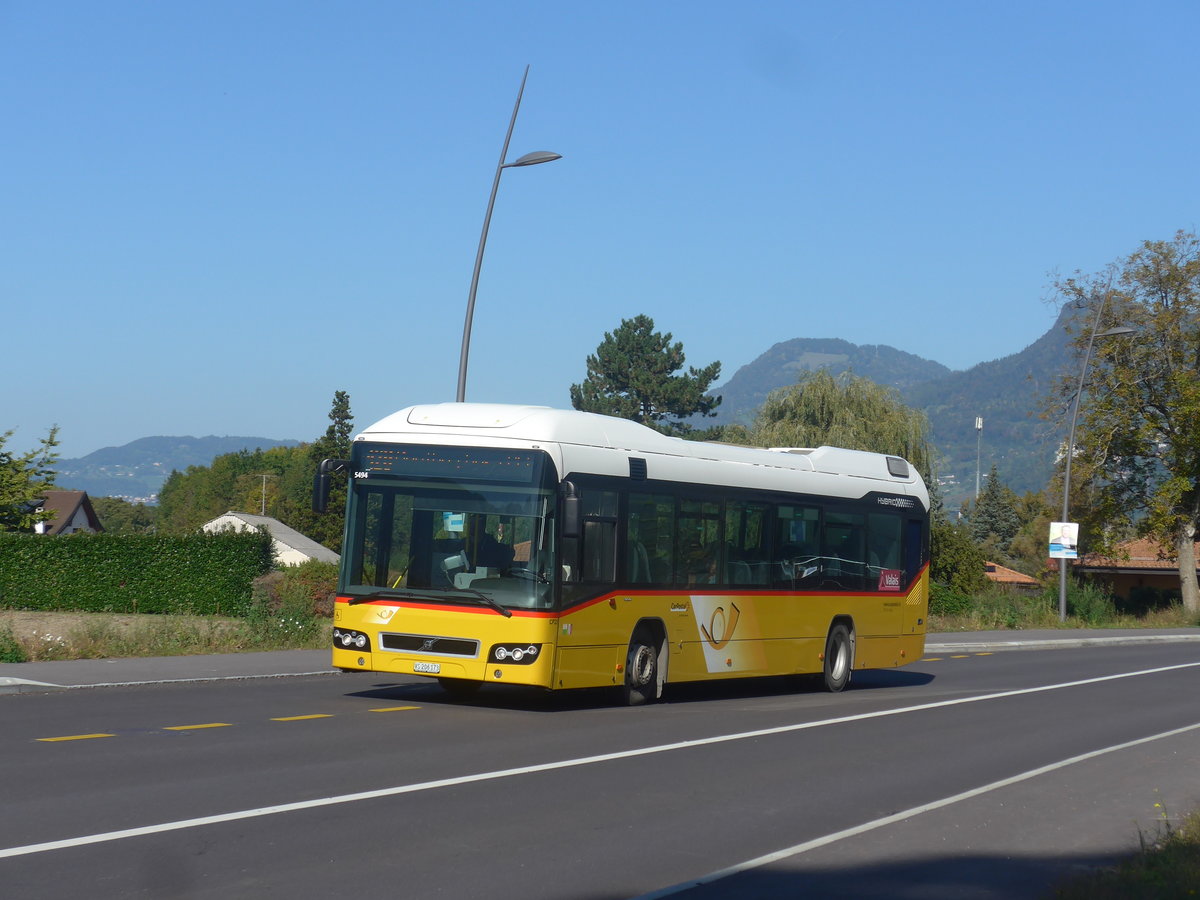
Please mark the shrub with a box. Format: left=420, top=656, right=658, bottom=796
left=1034, top=581, right=1118, bottom=626
left=0, top=625, right=27, bottom=663
left=929, top=582, right=974, bottom=617
left=1122, top=585, right=1181, bottom=617
left=931, top=518, right=989, bottom=595
left=249, top=561, right=337, bottom=619
left=0, top=532, right=273, bottom=616
left=1065, top=581, right=1118, bottom=625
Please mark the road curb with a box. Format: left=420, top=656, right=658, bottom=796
left=0, top=669, right=339, bottom=695
left=925, top=634, right=1200, bottom=653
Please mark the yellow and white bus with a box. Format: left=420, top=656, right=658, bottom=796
left=315, top=403, right=930, bottom=704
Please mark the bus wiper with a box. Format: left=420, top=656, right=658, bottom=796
left=455, top=587, right=514, bottom=618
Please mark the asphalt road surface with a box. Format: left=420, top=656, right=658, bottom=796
left=2, top=642, right=1199, bottom=899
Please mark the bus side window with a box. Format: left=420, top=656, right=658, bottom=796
left=628, top=492, right=675, bottom=586
left=581, top=491, right=618, bottom=583
left=867, top=512, right=904, bottom=590
left=676, top=498, right=720, bottom=586
left=772, top=505, right=820, bottom=588
left=822, top=511, right=866, bottom=591
left=726, top=500, right=769, bottom=586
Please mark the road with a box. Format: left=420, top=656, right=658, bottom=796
left=2, top=641, right=1199, bottom=899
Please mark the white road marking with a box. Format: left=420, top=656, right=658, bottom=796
left=3, top=660, right=1199, bottom=860
left=636, top=719, right=1200, bottom=898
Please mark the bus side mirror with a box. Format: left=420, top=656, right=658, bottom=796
left=560, top=481, right=580, bottom=538
left=313, top=458, right=351, bottom=513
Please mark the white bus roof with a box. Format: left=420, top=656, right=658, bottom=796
left=355, top=403, right=929, bottom=508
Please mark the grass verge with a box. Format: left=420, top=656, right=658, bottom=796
left=1052, top=808, right=1200, bottom=898
left=0, top=610, right=329, bottom=662
left=930, top=582, right=1200, bottom=632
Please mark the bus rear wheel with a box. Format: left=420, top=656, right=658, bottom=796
left=823, top=623, right=853, bottom=693
left=623, top=632, right=659, bottom=706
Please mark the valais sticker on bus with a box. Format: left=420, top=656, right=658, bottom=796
left=878, top=570, right=903, bottom=591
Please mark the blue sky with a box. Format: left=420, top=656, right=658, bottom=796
left=4, top=1, right=1197, bottom=459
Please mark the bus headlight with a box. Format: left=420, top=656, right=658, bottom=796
left=490, top=643, right=541, bottom=665
left=333, top=628, right=371, bottom=653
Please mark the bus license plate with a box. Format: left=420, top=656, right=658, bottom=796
left=413, top=662, right=441, bottom=674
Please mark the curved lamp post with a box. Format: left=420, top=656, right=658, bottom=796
left=456, top=66, right=561, bottom=402
left=1058, top=297, right=1135, bottom=621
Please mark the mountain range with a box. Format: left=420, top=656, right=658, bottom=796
left=708, top=308, right=1074, bottom=504
left=55, top=436, right=299, bottom=502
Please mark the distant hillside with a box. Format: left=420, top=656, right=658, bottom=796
left=55, top=435, right=300, bottom=502
left=712, top=338, right=951, bottom=428
left=708, top=312, right=1076, bottom=504
left=906, top=308, right=1071, bottom=500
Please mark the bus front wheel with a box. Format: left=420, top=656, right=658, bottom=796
left=623, top=632, right=659, bottom=706
left=823, top=623, right=854, bottom=693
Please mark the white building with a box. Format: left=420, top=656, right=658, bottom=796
left=201, top=512, right=339, bottom=567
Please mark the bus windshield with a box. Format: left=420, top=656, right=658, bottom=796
left=341, top=444, right=557, bottom=611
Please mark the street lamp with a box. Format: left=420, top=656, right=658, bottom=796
left=455, top=65, right=561, bottom=402
left=1058, top=297, right=1135, bottom=621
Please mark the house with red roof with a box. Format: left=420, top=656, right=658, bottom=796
left=983, top=561, right=1041, bottom=591
left=1071, top=537, right=1198, bottom=602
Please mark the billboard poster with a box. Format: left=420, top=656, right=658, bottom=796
left=1049, top=522, right=1079, bottom=559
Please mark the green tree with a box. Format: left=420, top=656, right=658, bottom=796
left=89, top=496, right=157, bottom=534
left=0, top=427, right=60, bottom=531
left=569, top=315, right=721, bottom=434
left=1005, top=489, right=1056, bottom=577
left=291, top=391, right=353, bottom=552
left=969, top=465, right=1020, bottom=557
left=748, top=370, right=935, bottom=483
left=930, top=516, right=988, bottom=595
left=1054, top=230, right=1200, bottom=612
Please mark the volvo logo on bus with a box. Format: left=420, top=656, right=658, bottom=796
left=421, top=638, right=439, bottom=652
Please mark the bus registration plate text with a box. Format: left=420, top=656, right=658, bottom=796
left=413, top=661, right=441, bottom=674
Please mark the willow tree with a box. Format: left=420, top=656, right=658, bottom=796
left=749, top=369, right=934, bottom=481
left=1055, top=230, right=1200, bottom=612
left=569, top=315, right=721, bottom=435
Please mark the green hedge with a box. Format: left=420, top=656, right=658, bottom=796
left=0, top=532, right=274, bottom=616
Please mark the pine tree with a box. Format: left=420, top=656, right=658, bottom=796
left=569, top=315, right=721, bottom=434
left=969, top=465, right=1020, bottom=554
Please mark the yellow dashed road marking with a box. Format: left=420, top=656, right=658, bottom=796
left=370, top=706, right=420, bottom=713
left=271, top=714, right=334, bottom=722
left=37, top=733, right=115, bottom=743
left=163, top=723, right=232, bottom=731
